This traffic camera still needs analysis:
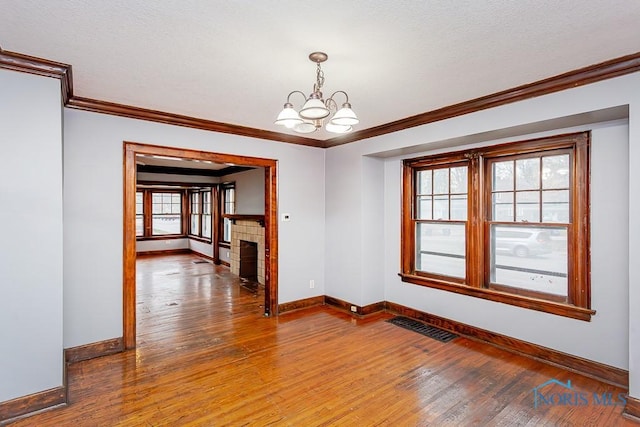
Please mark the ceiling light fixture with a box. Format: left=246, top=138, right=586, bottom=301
left=275, top=52, right=359, bottom=134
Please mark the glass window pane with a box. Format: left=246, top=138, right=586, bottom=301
left=223, top=217, right=232, bottom=241
left=416, top=196, right=432, bottom=220
left=202, top=215, right=211, bottom=238
left=516, top=158, right=540, bottom=191
left=190, top=215, right=199, bottom=234
left=136, top=215, right=143, bottom=236
left=417, top=170, right=432, bottom=195
left=542, top=190, right=570, bottom=223
left=516, top=191, right=540, bottom=222
left=490, top=225, right=567, bottom=297
left=433, top=195, right=449, bottom=220
left=416, top=222, right=465, bottom=278
left=450, top=195, right=467, bottom=221
left=433, top=169, right=449, bottom=194
left=493, top=161, right=513, bottom=192
left=152, top=194, right=162, bottom=203
left=492, top=192, right=514, bottom=222
left=152, top=214, right=181, bottom=235
left=152, top=203, right=162, bottom=214
left=450, top=166, right=468, bottom=194
left=542, top=155, right=570, bottom=189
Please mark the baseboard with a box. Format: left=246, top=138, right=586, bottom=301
left=385, top=301, right=628, bottom=389
left=324, top=296, right=385, bottom=316
left=278, top=296, right=325, bottom=313
left=65, top=337, right=124, bottom=364
left=0, top=386, right=66, bottom=423
left=624, top=395, right=640, bottom=422
left=136, top=248, right=190, bottom=257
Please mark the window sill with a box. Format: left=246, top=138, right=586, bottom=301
left=187, top=235, right=212, bottom=244
left=136, top=235, right=187, bottom=241
left=218, top=242, right=231, bottom=249
left=398, top=272, right=595, bottom=321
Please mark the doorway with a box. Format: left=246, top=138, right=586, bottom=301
left=123, top=141, right=278, bottom=349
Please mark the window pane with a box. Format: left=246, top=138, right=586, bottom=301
left=136, top=192, right=143, bottom=215
left=542, top=190, right=569, bottom=223
left=223, top=217, right=232, bottom=241
left=417, top=170, right=432, bottom=195
left=433, top=169, right=449, bottom=194
left=433, top=195, right=449, bottom=220
left=416, top=222, right=465, bottom=278
left=516, top=157, right=540, bottom=191
left=493, top=161, right=513, bottom=192
left=136, top=215, right=143, bottom=236
left=152, top=194, right=162, bottom=203
left=542, top=155, right=570, bottom=189
left=450, top=194, right=467, bottom=221
left=515, top=191, right=540, bottom=222
left=492, top=192, right=514, bottom=222
left=490, top=225, right=567, bottom=297
left=190, top=214, right=199, bottom=234
left=202, top=215, right=211, bottom=238
left=416, top=196, right=432, bottom=220
left=203, top=192, right=211, bottom=214
left=152, top=214, right=181, bottom=235
left=450, top=166, right=467, bottom=194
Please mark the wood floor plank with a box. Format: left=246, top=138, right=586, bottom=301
left=5, top=253, right=634, bottom=426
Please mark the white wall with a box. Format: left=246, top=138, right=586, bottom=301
left=0, top=70, right=63, bottom=401
left=137, top=238, right=190, bottom=253
left=326, top=72, right=640, bottom=387
left=221, top=167, right=265, bottom=214
left=63, top=109, right=325, bottom=348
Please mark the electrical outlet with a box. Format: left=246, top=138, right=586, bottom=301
left=350, top=305, right=357, bottom=313
left=309, top=279, right=315, bottom=289
left=226, top=251, right=230, bottom=258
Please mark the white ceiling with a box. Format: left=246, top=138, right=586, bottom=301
left=2, top=1, right=639, bottom=141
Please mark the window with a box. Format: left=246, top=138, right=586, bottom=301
left=220, top=184, right=235, bottom=243
left=401, top=132, right=592, bottom=320
left=136, top=189, right=185, bottom=238
left=136, top=191, right=144, bottom=237
left=188, top=189, right=212, bottom=240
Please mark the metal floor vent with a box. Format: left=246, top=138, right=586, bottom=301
left=386, top=316, right=458, bottom=342
left=193, top=260, right=210, bottom=264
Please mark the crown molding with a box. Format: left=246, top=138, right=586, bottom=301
left=0, top=49, right=73, bottom=104
left=1, top=48, right=639, bottom=149
left=66, top=96, right=323, bottom=147
left=324, top=51, right=640, bottom=148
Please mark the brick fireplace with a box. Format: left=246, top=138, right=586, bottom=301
left=230, top=218, right=265, bottom=285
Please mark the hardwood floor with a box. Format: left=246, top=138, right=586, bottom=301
left=6, top=253, right=634, bottom=426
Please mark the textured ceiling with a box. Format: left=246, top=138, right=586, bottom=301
left=2, top=1, right=639, bottom=141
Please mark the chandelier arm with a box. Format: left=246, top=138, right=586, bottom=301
left=285, top=90, right=308, bottom=106
left=324, top=97, right=338, bottom=112
left=327, top=90, right=350, bottom=104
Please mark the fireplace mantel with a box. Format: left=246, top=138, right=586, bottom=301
left=223, top=214, right=265, bottom=227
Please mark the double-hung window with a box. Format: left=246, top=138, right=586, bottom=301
left=188, top=189, right=212, bottom=240
left=401, top=132, right=592, bottom=320
left=220, top=184, right=235, bottom=243
left=136, top=189, right=185, bottom=238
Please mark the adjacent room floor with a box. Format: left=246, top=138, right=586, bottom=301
left=7, top=253, right=633, bottom=426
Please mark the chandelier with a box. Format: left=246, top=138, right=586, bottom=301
left=274, top=52, right=359, bottom=134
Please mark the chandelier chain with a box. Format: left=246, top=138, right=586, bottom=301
left=314, top=62, right=325, bottom=93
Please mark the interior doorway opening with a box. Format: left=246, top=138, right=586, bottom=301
left=123, top=141, right=278, bottom=349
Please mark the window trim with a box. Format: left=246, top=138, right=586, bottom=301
left=218, top=183, right=236, bottom=245
left=400, top=132, right=594, bottom=321
left=136, top=189, right=186, bottom=240
left=188, top=189, right=212, bottom=242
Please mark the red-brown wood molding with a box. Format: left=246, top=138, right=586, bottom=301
left=64, top=337, right=125, bottom=364
left=624, top=395, right=640, bottom=423
left=278, top=296, right=325, bottom=314
left=0, top=387, right=66, bottom=423
left=385, top=301, right=628, bottom=389
left=1, top=48, right=639, bottom=148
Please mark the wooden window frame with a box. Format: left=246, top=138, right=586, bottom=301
left=218, top=183, right=236, bottom=245
left=400, top=132, right=594, bottom=321
left=188, top=189, right=212, bottom=242
left=136, top=189, right=186, bottom=240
